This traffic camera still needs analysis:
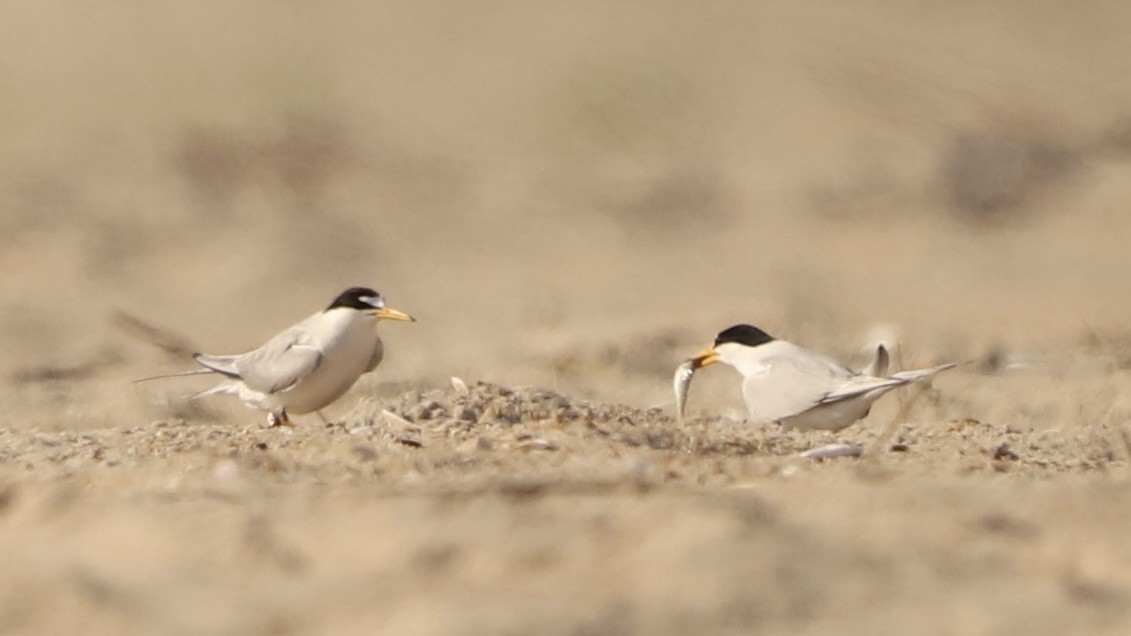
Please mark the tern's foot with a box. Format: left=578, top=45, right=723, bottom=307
left=266, top=411, right=295, bottom=428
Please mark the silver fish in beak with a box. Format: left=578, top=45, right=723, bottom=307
left=673, top=359, right=697, bottom=420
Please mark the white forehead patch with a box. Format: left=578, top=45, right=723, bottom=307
left=360, top=295, right=385, bottom=309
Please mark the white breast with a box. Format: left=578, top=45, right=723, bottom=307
left=267, top=310, right=380, bottom=414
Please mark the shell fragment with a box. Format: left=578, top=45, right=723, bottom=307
left=799, top=443, right=864, bottom=460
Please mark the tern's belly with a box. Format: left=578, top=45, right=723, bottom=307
left=276, top=360, right=367, bottom=413
left=776, top=395, right=875, bottom=432
left=270, top=327, right=378, bottom=414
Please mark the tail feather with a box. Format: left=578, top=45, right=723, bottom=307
left=820, top=362, right=956, bottom=404
left=890, top=363, right=956, bottom=383
left=820, top=376, right=906, bottom=403
left=133, top=352, right=244, bottom=384
left=191, top=382, right=240, bottom=400
left=132, top=368, right=216, bottom=384
left=191, top=353, right=241, bottom=378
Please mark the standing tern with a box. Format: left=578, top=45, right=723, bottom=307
left=147, top=286, right=414, bottom=426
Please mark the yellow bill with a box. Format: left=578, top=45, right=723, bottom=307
left=374, top=307, right=416, bottom=322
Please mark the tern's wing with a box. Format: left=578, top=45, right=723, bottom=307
left=192, top=353, right=241, bottom=378
left=743, top=345, right=858, bottom=421
left=860, top=344, right=890, bottom=377
left=236, top=326, right=323, bottom=394
left=197, top=324, right=324, bottom=395
left=817, top=362, right=956, bottom=404
left=816, top=375, right=905, bottom=403
left=363, top=338, right=385, bottom=373
left=890, top=363, right=956, bottom=383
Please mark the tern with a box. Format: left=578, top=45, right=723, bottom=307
left=145, top=286, right=414, bottom=426
left=682, top=324, right=953, bottom=431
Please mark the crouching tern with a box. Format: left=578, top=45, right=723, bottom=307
left=149, top=287, right=414, bottom=426
left=680, top=324, right=953, bottom=432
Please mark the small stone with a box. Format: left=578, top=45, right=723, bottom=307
left=497, top=405, right=522, bottom=425
left=517, top=438, right=559, bottom=451
left=992, top=444, right=1020, bottom=461
left=395, top=434, right=424, bottom=448
left=352, top=445, right=378, bottom=462
left=383, top=409, right=413, bottom=428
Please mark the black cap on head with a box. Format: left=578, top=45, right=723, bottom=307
left=714, top=324, right=775, bottom=348
left=328, top=287, right=384, bottom=311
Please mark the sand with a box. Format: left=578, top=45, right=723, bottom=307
left=4, top=2, right=1131, bottom=634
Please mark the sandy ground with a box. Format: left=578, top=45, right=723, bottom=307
left=4, top=1, right=1131, bottom=634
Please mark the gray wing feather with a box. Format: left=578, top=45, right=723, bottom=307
left=192, top=353, right=241, bottom=378
left=364, top=339, right=385, bottom=373
left=209, top=326, right=324, bottom=395
left=818, top=362, right=956, bottom=404
left=890, top=363, right=956, bottom=383
left=817, top=376, right=904, bottom=403
left=743, top=348, right=856, bottom=421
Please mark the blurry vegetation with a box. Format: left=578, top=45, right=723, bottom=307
left=4, top=172, right=80, bottom=237
left=173, top=125, right=254, bottom=216
left=802, top=155, right=912, bottom=222
left=1093, top=115, right=1131, bottom=159
left=173, top=114, right=354, bottom=218
left=542, top=63, right=732, bottom=236
left=549, top=328, right=693, bottom=382
left=939, top=128, right=1079, bottom=225
left=805, top=124, right=1097, bottom=227
left=550, top=64, right=702, bottom=156
left=593, top=163, right=731, bottom=237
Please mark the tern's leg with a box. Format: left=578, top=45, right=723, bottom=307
left=266, top=410, right=295, bottom=428
left=315, top=411, right=329, bottom=425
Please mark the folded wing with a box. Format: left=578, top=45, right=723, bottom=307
left=195, top=327, right=323, bottom=395
left=742, top=347, right=857, bottom=421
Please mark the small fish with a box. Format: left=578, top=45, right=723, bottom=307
left=674, top=359, right=697, bottom=420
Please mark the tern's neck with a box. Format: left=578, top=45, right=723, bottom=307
left=322, top=307, right=377, bottom=330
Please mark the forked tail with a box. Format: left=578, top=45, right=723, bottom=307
left=890, top=363, right=956, bottom=384
left=131, top=368, right=216, bottom=384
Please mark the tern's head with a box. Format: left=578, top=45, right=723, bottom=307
left=328, top=287, right=415, bottom=322
left=691, top=324, right=776, bottom=370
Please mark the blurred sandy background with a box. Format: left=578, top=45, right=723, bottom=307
left=3, top=1, right=1131, bottom=634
